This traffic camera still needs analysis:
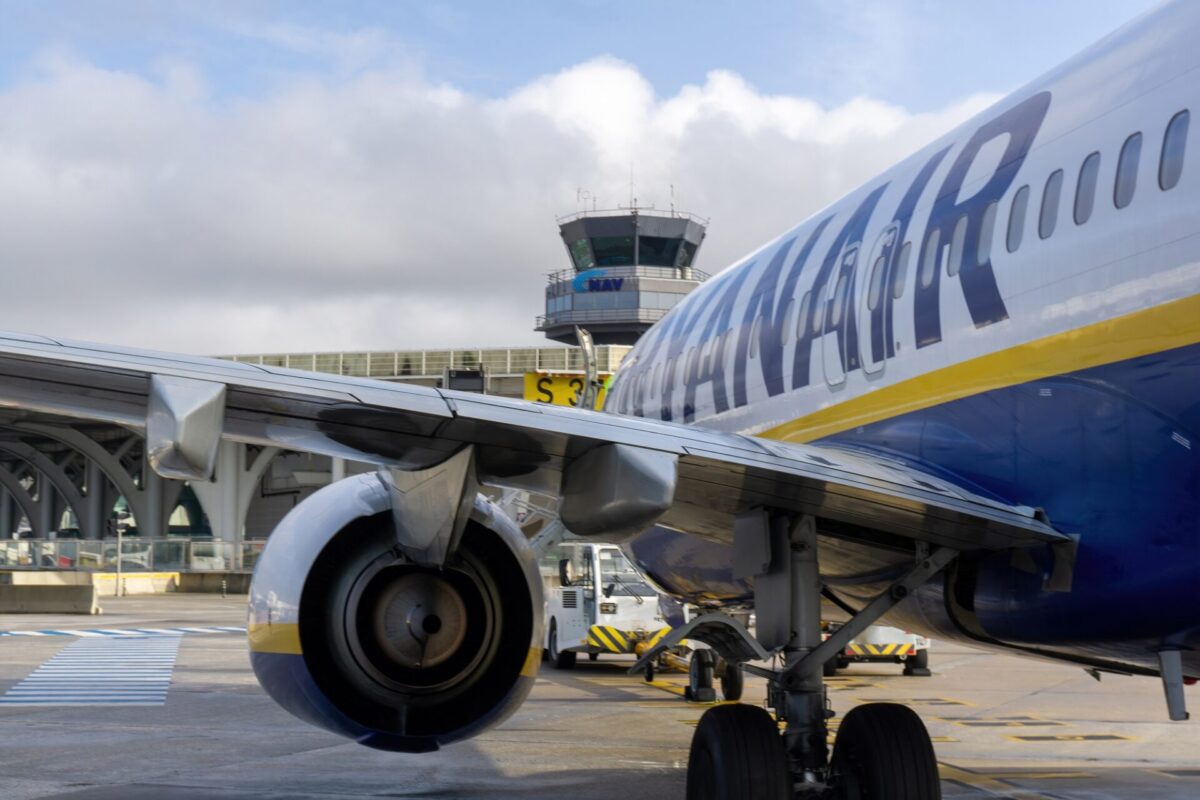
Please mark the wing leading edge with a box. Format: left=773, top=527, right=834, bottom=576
left=0, top=332, right=1064, bottom=553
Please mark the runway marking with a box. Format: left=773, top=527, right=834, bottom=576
left=944, top=715, right=1064, bottom=728
left=0, top=626, right=244, bottom=638
left=1006, top=733, right=1133, bottom=742
left=860, top=696, right=973, bottom=706
left=984, top=771, right=1094, bottom=779
left=1153, top=768, right=1200, bottom=778
left=0, top=636, right=181, bottom=706
left=938, top=762, right=1057, bottom=799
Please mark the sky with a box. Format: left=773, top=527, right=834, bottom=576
left=0, top=0, right=1163, bottom=354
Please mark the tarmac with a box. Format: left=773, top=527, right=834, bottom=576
left=0, top=595, right=1197, bottom=799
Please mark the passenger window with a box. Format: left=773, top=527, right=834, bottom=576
left=919, top=229, right=941, bottom=289
left=1007, top=185, right=1029, bottom=252
left=830, top=274, right=849, bottom=326
left=1074, top=151, right=1101, bottom=225
left=947, top=214, right=968, bottom=277
left=892, top=241, right=911, bottom=299
left=867, top=255, right=886, bottom=311
left=796, top=292, right=811, bottom=338
left=977, top=200, right=997, bottom=265
left=780, top=298, right=796, bottom=345
left=811, top=284, right=828, bottom=334
left=1039, top=169, right=1063, bottom=239
left=1160, top=110, right=1188, bottom=191
left=1115, top=132, right=1142, bottom=209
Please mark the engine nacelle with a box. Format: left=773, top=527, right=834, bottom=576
left=248, top=473, right=543, bottom=752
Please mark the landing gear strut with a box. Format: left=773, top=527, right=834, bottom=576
left=683, top=511, right=958, bottom=799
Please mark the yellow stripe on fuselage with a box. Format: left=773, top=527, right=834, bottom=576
left=247, top=622, right=302, bottom=655
left=762, top=292, right=1200, bottom=444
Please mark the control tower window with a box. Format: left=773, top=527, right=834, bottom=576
left=677, top=240, right=698, bottom=268
left=591, top=236, right=635, bottom=266
left=638, top=236, right=682, bottom=267
left=570, top=238, right=595, bottom=270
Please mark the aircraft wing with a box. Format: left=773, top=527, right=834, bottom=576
left=0, top=331, right=1064, bottom=553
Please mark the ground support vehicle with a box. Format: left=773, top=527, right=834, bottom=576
left=822, top=623, right=931, bottom=676
left=542, top=542, right=664, bottom=668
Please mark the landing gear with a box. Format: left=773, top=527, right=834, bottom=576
left=548, top=620, right=576, bottom=669
left=686, top=649, right=717, bottom=702
left=687, top=704, right=790, bottom=800
left=719, top=658, right=744, bottom=702
left=681, top=511, right=957, bottom=799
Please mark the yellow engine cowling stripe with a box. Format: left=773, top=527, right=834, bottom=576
left=248, top=622, right=302, bottom=655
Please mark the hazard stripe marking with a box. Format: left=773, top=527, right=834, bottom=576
left=0, top=636, right=182, bottom=707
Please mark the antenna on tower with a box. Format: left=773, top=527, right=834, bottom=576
left=670, top=184, right=676, bottom=216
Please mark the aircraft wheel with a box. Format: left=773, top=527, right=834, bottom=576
left=830, top=703, right=940, bottom=800
left=644, top=660, right=655, bottom=683
left=548, top=620, right=576, bottom=669
left=687, top=649, right=717, bottom=702
left=719, top=659, right=744, bottom=702
left=686, top=704, right=790, bottom=800
left=823, top=656, right=840, bottom=677
left=904, top=648, right=931, bottom=677
left=589, top=652, right=599, bottom=662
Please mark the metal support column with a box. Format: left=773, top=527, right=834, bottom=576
left=87, top=460, right=106, bottom=542
left=37, top=475, right=57, bottom=539
left=143, top=463, right=164, bottom=539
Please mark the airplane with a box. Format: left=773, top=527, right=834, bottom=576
left=0, top=2, right=1198, bottom=797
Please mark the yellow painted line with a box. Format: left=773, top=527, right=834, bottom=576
left=985, top=772, right=1094, bottom=779
left=1006, top=733, right=1134, bottom=742
left=247, top=622, right=301, bottom=655
left=763, top=292, right=1200, bottom=443
left=930, top=736, right=959, bottom=743
left=938, top=763, right=1055, bottom=800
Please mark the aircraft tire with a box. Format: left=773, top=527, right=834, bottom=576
left=548, top=620, right=576, bottom=670
left=687, top=649, right=716, bottom=702
left=686, top=704, right=790, bottom=800
left=823, top=656, right=840, bottom=677
left=830, top=703, right=940, bottom=800
left=719, top=659, right=744, bottom=702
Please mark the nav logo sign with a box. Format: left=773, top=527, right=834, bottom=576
left=572, top=268, right=624, bottom=293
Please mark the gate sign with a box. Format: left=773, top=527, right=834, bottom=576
left=523, top=372, right=608, bottom=409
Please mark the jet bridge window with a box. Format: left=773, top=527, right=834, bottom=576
left=1160, top=110, right=1189, bottom=191
left=1074, top=151, right=1101, bottom=225
left=1115, top=132, right=1142, bottom=209
left=1039, top=169, right=1063, bottom=239
left=1007, top=184, right=1030, bottom=252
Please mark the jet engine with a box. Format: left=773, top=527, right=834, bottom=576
left=247, top=472, right=543, bottom=753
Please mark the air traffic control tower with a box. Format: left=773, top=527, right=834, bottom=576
left=537, top=207, right=709, bottom=345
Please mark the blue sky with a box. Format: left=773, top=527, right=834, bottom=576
left=0, top=1, right=1160, bottom=108
left=0, top=1, right=1169, bottom=352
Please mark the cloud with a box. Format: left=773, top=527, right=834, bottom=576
left=0, top=52, right=998, bottom=354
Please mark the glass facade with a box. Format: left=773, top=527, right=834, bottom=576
left=591, top=236, right=635, bottom=266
